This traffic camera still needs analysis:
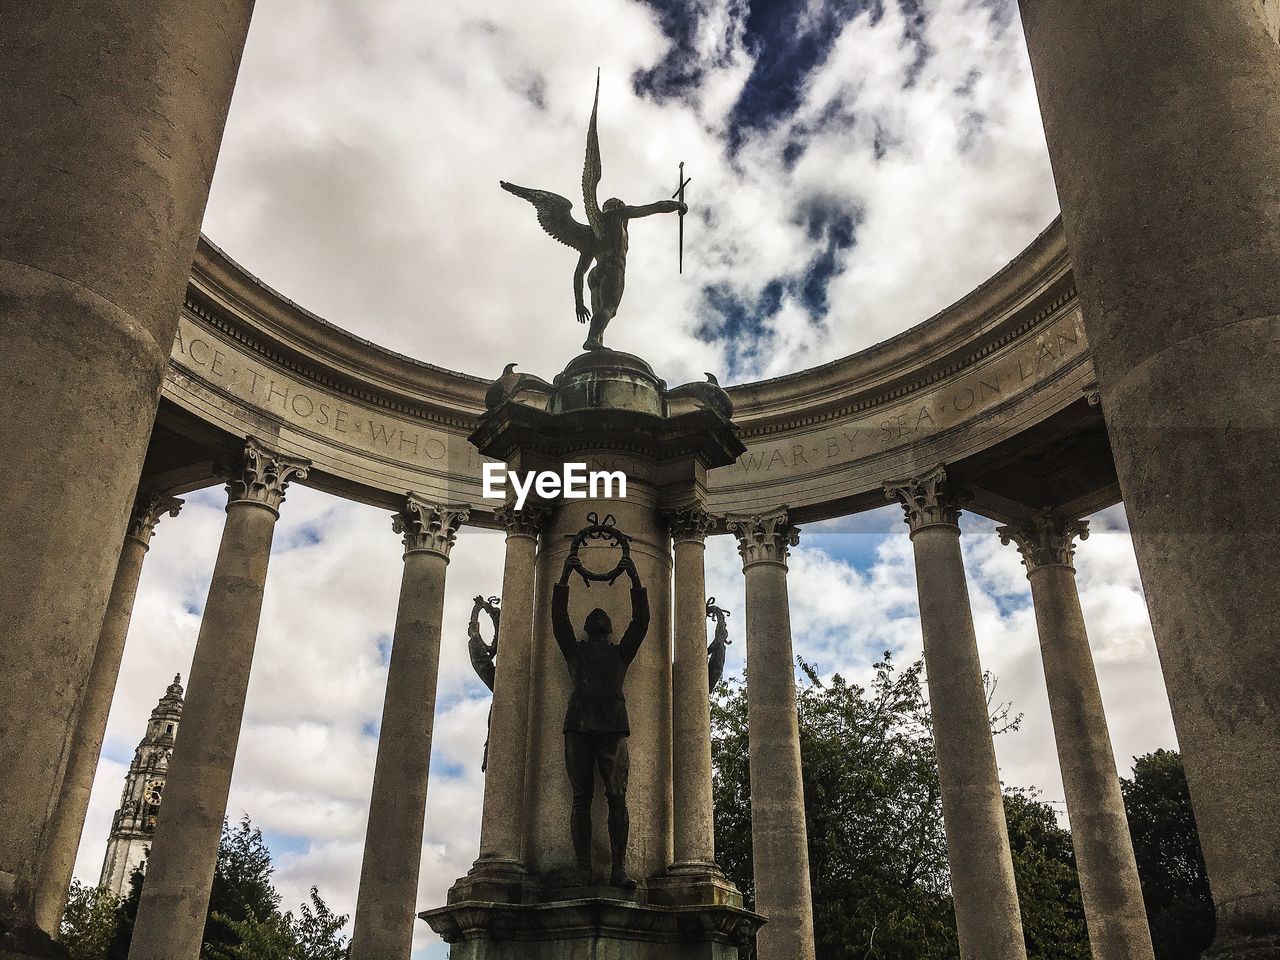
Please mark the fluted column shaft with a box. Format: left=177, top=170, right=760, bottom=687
left=1000, top=512, right=1154, bottom=960
left=727, top=510, right=816, bottom=960
left=476, top=504, right=545, bottom=868
left=887, top=468, right=1027, bottom=960
left=350, top=498, right=468, bottom=960
left=0, top=4, right=254, bottom=939
left=32, top=495, right=182, bottom=932
left=669, top=507, right=717, bottom=868
left=1017, top=4, right=1280, bottom=954
left=129, top=442, right=308, bottom=960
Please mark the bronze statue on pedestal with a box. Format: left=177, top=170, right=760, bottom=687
left=500, top=73, right=687, bottom=352
left=552, top=516, right=650, bottom=888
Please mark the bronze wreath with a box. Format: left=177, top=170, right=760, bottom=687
left=564, top=512, right=633, bottom=586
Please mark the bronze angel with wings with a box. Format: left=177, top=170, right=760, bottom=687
left=500, top=74, right=686, bottom=352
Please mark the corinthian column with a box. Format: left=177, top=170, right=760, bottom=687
left=726, top=509, right=815, bottom=960
left=349, top=497, right=469, bottom=960
left=668, top=505, right=717, bottom=870
left=885, top=467, right=1026, bottom=960
left=474, top=502, right=547, bottom=880
left=0, top=5, right=253, bottom=943
left=33, top=494, right=182, bottom=932
left=999, top=512, right=1154, bottom=960
left=1017, top=5, right=1280, bottom=953
left=128, top=441, right=309, bottom=960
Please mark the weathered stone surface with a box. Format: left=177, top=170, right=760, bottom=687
left=887, top=470, right=1026, bottom=960
left=128, top=446, right=305, bottom=960
left=32, top=496, right=181, bottom=933
left=350, top=500, right=465, bottom=960
left=0, top=3, right=253, bottom=941
left=1000, top=514, right=1155, bottom=960
left=726, top=510, right=816, bottom=960
left=420, top=896, right=761, bottom=960
left=1019, top=3, right=1280, bottom=955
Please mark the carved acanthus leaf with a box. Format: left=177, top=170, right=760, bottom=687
left=726, top=508, right=799, bottom=568
left=394, top=495, right=470, bottom=558
left=127, top=494, right=184, bottom=546
left=666, top=504, right=716, bottom=544
left=493, top=501, right=549, bottom=539
left=884, top=465, right=964, bottom=534
left=225, top=439, right=310, bottom=515
left=997, top=510, right=1090, bottom=573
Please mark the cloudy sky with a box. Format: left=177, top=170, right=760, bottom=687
left=75, top=2, right=1177, bottom=956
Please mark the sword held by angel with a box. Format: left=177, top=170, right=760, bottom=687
left=500, top=72, right=687, bottom=352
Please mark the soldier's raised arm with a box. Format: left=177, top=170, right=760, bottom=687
left=618, top=559, right=650, bottom=665
left=552, top=555, right=581, bottom=662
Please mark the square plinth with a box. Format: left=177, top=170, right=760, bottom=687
left=419, top=896, right=760, bottom=960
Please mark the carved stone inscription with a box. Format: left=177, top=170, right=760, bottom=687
left=170, top=314, right=464, bottom=469
left=724, top=307, right=1085, bottom=481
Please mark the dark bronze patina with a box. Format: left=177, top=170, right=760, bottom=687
left=500, top=72, right=686, bottom=352
left=553, top=517, right=650, bottom=888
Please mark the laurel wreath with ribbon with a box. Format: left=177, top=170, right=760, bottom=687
left=564, top=512, right=633, bottom=587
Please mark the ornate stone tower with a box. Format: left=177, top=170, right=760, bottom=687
left=99, top=674, right=184, bottom=897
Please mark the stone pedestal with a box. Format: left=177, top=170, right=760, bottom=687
left=434, top=350, right=758, bottom=956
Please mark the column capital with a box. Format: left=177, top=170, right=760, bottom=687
left=726, top=508, right=799, bottom=568
left=493, top=501, right=549, bottom=541
left=666, top=504, right=716, bottom=544
left=394, top=495, right=470, bottom=559
left=884, top=465, right=964, bottom=534
left=126, top=493, right=184, bottom=547
left=224, top=439, right=310, bottom=517
left=998, top=510, right=1090, bottom=574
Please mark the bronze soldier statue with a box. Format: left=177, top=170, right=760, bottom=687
left=552, top=547, right=650, bottom=888
left=500, top=72, right=686, bottom=352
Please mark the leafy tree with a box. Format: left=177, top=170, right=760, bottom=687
left=93, top=816, right=349, bottom=960
left=1121, top=749, right=1213, bottom=959
left=292, top=886, right=351, bottom=960
left=712, top=653, right=1092, bottom=960
left=59, top=881, right=121, bottom=960
left=1003, top=791, right=1088, bottom=960
left=713, top=654, right=958, bottom=959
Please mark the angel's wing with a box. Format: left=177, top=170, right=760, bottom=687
left=499, top=181, right=595, bottom=254
left=582, top=69, right=604, bottom=239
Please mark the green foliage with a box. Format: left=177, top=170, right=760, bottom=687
left=59, top=881, right=121, bottom=960
left=73, top=816, right=349, bottom=960
left=712, top=653, right=1093, bottom=960
left=713, top=654, right=959, bottom=959
left=1121, top=749, right=1214, bottom=959
left=1002, top=791, right=1088, bottom=960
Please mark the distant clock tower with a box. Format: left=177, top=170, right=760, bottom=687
left=99, top=674, right=184, bottom=897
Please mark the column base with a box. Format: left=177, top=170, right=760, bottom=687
left=448, top=858, right=539, bottom=905
left=419, top=896, right=761, bottom=960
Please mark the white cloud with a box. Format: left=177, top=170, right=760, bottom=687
left=74, top=5, right=1171, bottom=955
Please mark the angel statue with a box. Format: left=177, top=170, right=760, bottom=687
left=500, top=72, right=687, bottom=352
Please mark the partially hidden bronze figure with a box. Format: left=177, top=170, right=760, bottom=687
left=552, top=516, right=650, bottom=888
left=706, top=597, right=732, bottom=691
left=500, top=72, right=687, bottom=352
left=467, top=595, right=500, bottom=771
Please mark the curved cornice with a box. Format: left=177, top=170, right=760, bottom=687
left=161, top=218, right=1097, bottom=522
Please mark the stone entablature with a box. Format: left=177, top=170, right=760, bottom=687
left=161, top=220, right=1098, bottom=525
